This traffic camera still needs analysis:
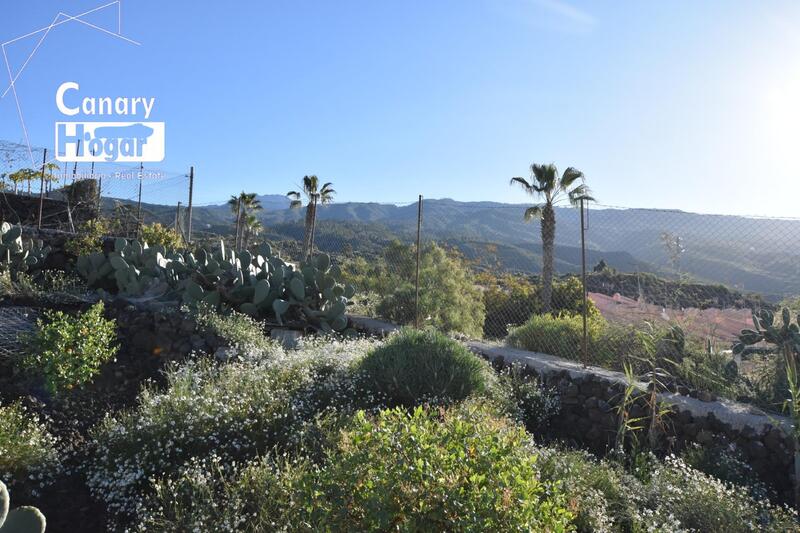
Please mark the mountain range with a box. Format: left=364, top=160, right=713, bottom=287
left=123, top=194, right=800, bottom=301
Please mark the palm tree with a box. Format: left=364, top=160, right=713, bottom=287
left=242, top=213, right=263, bottom=249
left=8, top=168, right=34, bottom=194
left=228, top=192, right=262, bottom=249
left=287, top=175, right=335, bottom=259
left=43, top=162, right=60, bottom=194
left=510, top=163, right=592, bottom=313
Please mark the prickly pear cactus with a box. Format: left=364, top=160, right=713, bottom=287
left=0, top=480, right=47, bottom=533
left=75, top=238, right=356, bottom=331
left=0, top=223, right=50, bottom=280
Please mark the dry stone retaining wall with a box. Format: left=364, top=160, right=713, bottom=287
left=348, top=316, right=796, bottom=501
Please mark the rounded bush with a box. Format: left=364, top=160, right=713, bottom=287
left=356, top=328, right=492, bottom=408
left=138, top=403, right=574, bottom=532
left=0, top=402, right=59, bottom=493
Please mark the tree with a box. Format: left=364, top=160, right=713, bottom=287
left=228, top=192, right=262, bottom=249
left=374, top=242, right=485, bottom=337
left=660, top=231, right=685, bottom=278
left=242, top=212, right=263, bottom=248
left=8, top=168, right=36, bottom=194
left=287, top=175, right=335, bottom=259
left=43, top=162, right=60, bottom=194
left=510, top=163, right=592, bottom=313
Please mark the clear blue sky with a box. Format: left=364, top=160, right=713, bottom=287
left=1, top=1, right=799, bottom=215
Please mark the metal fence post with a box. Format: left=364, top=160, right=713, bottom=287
left=415, top=194, right=423, bottom=329
left=136, top=162, right=143, bottom=238
left=37, top=148, right=46, bottom=229
left=187, top=166, right=194, bottom=243
left=580, top=197, right=588, bottom=368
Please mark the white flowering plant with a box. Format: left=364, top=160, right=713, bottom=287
left=0, top=401, right=60, bottom=496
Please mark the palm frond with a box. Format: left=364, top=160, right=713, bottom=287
left=510, top=176, right=532, bottom=191
left=560, top=167, right=584, bottom=190
left=303, top=175, right=318, bottom=194
left=567, top=184, right=595, bottom=206
left=531, top=163, right=557, bottom=193
left=523, top=205, right=544, bottom=221
left=287, top=191, right=301, bottom=200
left=289, top=200, right=303, bottom=209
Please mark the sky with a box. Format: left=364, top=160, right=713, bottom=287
left=1, top=0, right=799, bottom=215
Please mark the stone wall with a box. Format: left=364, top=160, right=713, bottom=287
left=470, top=342, right=795, bottom=501
left=347, top=316, right=796, bottom=501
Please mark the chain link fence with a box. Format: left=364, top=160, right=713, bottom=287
left=1, top=139, right=192, bottom=237
left=235, top=197, right=797, bottom=411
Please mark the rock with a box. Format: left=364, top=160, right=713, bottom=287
left=764, top=428, right=786, bottom=452
left=696, top=429, right=714, bottom=445
left=748, top=440, right=768, bottom=459
left=270, top=328, right=303, bottom=349
left=214, top=347, right=238, bottom=363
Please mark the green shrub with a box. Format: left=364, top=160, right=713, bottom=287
left=498, top=362, right=560, bottom=432
left=537, top=447, right=637, bottom=532
left=507, top=313, right=598, bottom=360
left=507, top=313, right=647, bottom=369
left=680, top=443, right=767, bottom=499
left=5, top=271, right=88, bottom=303
left=480, top=274, right=599, bottom=339
left=0, top=402, right=59, bottom=493
left=136, top=454, right=302, bottom=532
left=639, top=455, right=797, bottom=532
left=86, top=339, right=374, bottom=524
left=191, top=305, right=278, bottom=360
left=139, top=222, right=183, bottom=250
left=139, top=404, right=574, bottom=532
left=356, top=328, right=492, bottom=408
left=64, top=218, right=111, bottom=256
left=374, top=242, right=486, bottom=337
left=296, top=404, right=573, bottom=532
left=536, top=446, right=797, bottom=532
left=21, top=301, right=118, bottom=395
left=670, top=351, right=745, bottom=401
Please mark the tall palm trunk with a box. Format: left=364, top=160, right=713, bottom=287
left=303, top=202, right=315, bottom=259
left=234, top=200, right=242, bottom=250
left=540, top=202, right=556, bottom=313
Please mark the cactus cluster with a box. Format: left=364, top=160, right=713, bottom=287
left=734, top=308, right=800, bottom=356
left=76, top=238, right=178, bottom=300
left=0, top=480, right=46, bottom=533
left=76, top=239, right=355, bottom=332
left=0, top=223, right=50, bottom=280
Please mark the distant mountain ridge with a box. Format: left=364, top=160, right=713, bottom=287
left=115, top=195, right=800, bottom=299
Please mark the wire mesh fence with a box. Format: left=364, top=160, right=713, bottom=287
left=0, top=307, right=38, bottom=359
left=233, top=197, right=800, bottom=411
left=6, top=144, right=800, bottom=411
left=1, top=138, right=191, bottom=237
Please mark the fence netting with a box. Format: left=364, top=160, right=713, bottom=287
left=1, top=139, right=190, bottom=236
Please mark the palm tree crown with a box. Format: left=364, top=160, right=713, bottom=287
left=287, top=175, right=335, bottom=208
left=510, top=163, right=593, bottom=219
left=228, top=192, right=263, bottom=249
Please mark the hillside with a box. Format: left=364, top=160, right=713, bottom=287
left=106, top=196, right=800, bottom=300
